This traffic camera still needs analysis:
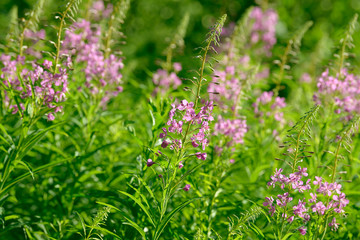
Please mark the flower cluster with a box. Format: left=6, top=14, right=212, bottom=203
left=152, top=63, right=182, bottom=95
left=23, top=29, right=46, bottom=59
left=249, top=7, right=278, bottom=55
left=213, top=116, right=247, bottom=150
left=89, top=0, right=113, bottom=20
left=62, top=17, right=124, bottom=107
left=314, top=68, right=360, bottom=117
left=264, top=167, right=349, bottom=235
left=253, top=91, right=286, bottom=125
left=1, top=55, right=68, bottom=120
left=159, top=100, right=214, bottom=155
left=208, top=65, right=245, bottom=112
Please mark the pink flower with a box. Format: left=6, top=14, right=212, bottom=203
left=147, top=159, right=155, bottom=167
left=195, top=152, right=207, bottom=160
left=173, top=62, right=182, bottom=72
left=43, top=60, right=53, bottom=69
left=298, top=227, right=307, bottom=235
left=312, top=201, right=326, bottom=215
left=263, top=197, right=274, bottom=207
left=161, top=140, right=169, bottom=148
left=213, top=116, right=247, bottom=146
left=333, top=193, right=349, bottom=208
left=159, top=128, right=167, bottom=138
left=183, top=184, right=191, bottom=191
left=309, top=193, right=317, bottom=203
left=313, top=176, right=322, bottom=185
left=296, top=166, right=308, bottom=177
left=47, top=113, right=55, bottom=121
left=329, top=217, right=339, bottom=231
left=178, top=161, right=184, bottom=169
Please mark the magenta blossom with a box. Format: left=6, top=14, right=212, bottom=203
left=147, top=159, right=155, bottom=167
left=195, top=152, right=207, bottom=160
left=298, top=227, right=307, bottom=235
left=183, top=184, right=191, bottom=191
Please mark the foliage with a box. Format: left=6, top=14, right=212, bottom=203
left=0, top=0, right=360, bottom=240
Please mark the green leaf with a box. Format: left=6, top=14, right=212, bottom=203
left=0, top=124, right=13, bottom=145
left=171, top=162, right=205, bottom=192
left=84, top=224, right=122, bottom=239
left=18, top=122, right=65, bottom=160
left=17, top=160, right=34, bottom=180
left=96, top=201, right=147, bottom=240
left=78, top=170, right=104, bottom=182
left=122, top=222, right=146, bottom=240
left=118, top=191, right=156, bottom=227
left=79, top=142, right=116, bottom=160
left=149, top=109, right=156, bottom=127
left=281, top=232, right=293, bottom=240
left=0, top=158, right=70, bottom=197
left=249, top=222, right=264, bottom=238
left=154, top=198, right=200, bottom=240
left=127, top=183, right=158, bottom=223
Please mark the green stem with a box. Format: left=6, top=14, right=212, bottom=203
left=205, top=174, right=222, bottom=240
left=53, top=1, right=77, bottom=73
left=104, top=8, right=116, bottom=60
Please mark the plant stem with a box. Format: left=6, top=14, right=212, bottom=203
left=54, top=1, right=77, bottom=73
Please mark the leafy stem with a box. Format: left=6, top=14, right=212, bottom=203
left=337, top=14, right=358, bottom=77
left=53, top=0, right=82, bottom=73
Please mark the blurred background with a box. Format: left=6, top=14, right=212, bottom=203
left=1, top=0, right=360, bottom=82
left=1, top=1, right=360, bottom=239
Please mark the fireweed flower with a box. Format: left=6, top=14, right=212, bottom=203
left=208, top=66, right=244, bottom=112
left=213, top=116, right=247, bottom=151
left=147, top=159, right=155, bottom=167
left=253, top=91, right=286, bottom=126
left=23, top=29, right=46, bottom=59
left=90, top=0, right=113, bottom=20
left=314, top=68, right=360, bottom=119
left=160, top=99, right=214, bottom=156
left=0, top=55, right=68, bottom=120
left=152, top=63, right=182, bottom=95
left=329, top=217, right=339, bottom=231
left=62, top=17, right=124, bottom=107
left=249, top=7, right=278, bottom=55
left=183, top=184, right=191, bottom=191
left=298, top=227, right=307, bottom=236
left=207, top=65, right=248, bottom=153
left=195, top=152, right=207, bottom=160
left=264, top=166, right=350, bottom=235
left=300, top=73, right=312, bottom=83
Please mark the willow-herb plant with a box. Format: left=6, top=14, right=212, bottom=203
left=106, top=14, right=227, bottom=240
left=152, top=14, right=189, bottom=96
left=0, top=0, right=80, bottom=200
left=314, top=14, right=358, bottom=167
left=263, top=105, right=356, bottom=239
left=273, top=21, right=313, bottom=95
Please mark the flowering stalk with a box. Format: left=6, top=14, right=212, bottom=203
left=53, top=0, right=82, bottom=73
left=264, top=106, right=353, bottom=239
left=337, top=14, right=358, bottom=77
left=274, top=21, right=312, bottom=95
left=103, top=0, right=130, bottom=59
left=165, top=13, right=189, bottom=72
left=286, top=105, right=320, bottom=172
left=156, top=14, right=227, bottom=236
left=181, top=14, right=227, bottom=149
left=19, top=0, right=45, bottom=56
left=330, top=116, right=359, bottom=182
